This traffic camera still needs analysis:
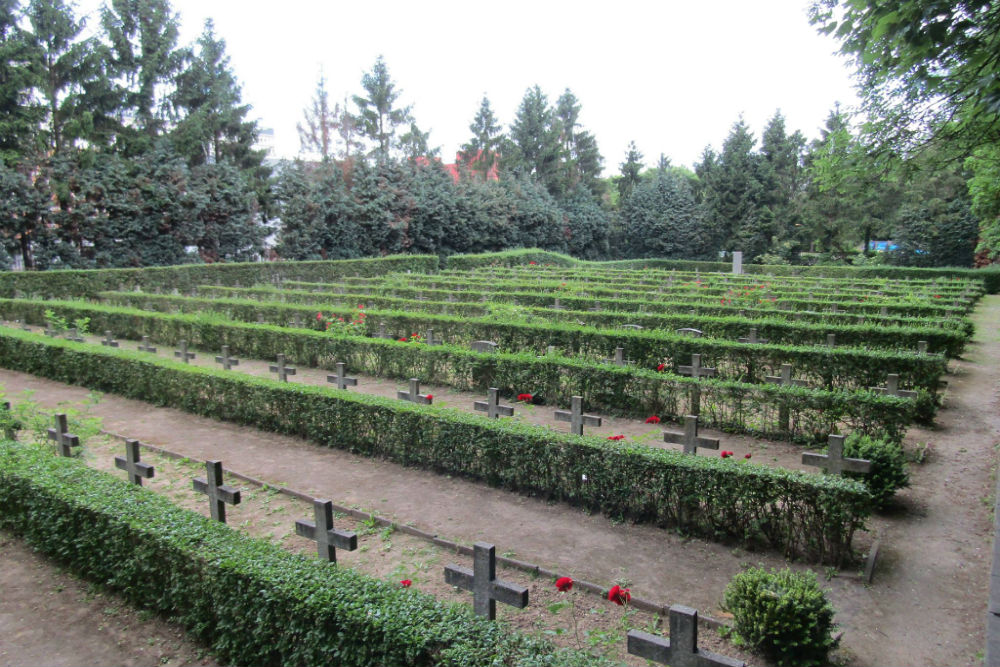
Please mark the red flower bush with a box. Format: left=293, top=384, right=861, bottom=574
left=608, top=585, right=630, bottom=606
left=517, top=393, right=533, bottom=402
left=400, top=579, right=412, bottom=587
left=316, top=312, right=323, bottom=320
left=645, top=415, right=660, bottom=424
left=656, top=363, right=666, bottom=372
left=555, top=576, right=573, bottom=592
left=398, top=337, right=408, bottom=342
left=529, top=261, right=537, bottom=265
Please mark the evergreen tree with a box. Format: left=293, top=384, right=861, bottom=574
left=275, top=160, right=360, bottom=260
left=561, top=185, right=610, bottom=259
left=1, top=0, right=44, bottom=165
left=331, top=94, right=362, bottom=161
left=622, top=169, right=712, bottom=259
left=617, top=141, right=643, bottom=203
left=553, top=88, right=604, bottom=199
left=0, top=158, right=46, bottom=267
left=460, top=94, right=502, bottom=179
left=189, top=159, right=264, bottom=262
left=297, top=72, right=335, bottom=159
left=399, top=121, right=437, bottom=160
left=760, top=110, right=807, bottom=258
left=352, top=55, right=412, bottom=161
left=506, top=85, right=560, bottom=186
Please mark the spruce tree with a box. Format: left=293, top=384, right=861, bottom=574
left=1, top=0, right=44, bottom=165
left=352, top=55, right=412, bottom=161
left=617, top=141, right=643, bottom=203
left=460, top=95, right=502, bottom=178
left=297, top=72, right=335, bottom=159
left=506, top=85, right=560, bottom=187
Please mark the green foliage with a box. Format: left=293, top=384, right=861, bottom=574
left=352, top=55, right=413, bottom=161
left=0, top=441, right=614, bottom=666
left=842, top=432, right=909, bottom=508
left=0, top=329, right=873, bottom=562
left=621, top=169, right=713, bottom=259
left=967, top=143, right=1000, bottom=258
left=887, top=199, right=978, bottom=268
left=722, top=567, right=838, bottom=666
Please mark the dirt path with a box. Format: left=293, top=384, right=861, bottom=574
left=0, top=532, right=217, bottom=667
left=1, top=297, right=998, bottom=665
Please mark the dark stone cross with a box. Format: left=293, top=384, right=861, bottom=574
left=554, top=395, right=602, bottom=436
left=551, top=298, right=564, bottom=310
left=269, top=354, right=297, bottom=382
left=288, top=314, right=304, bottom=328
left=326, top=362, right=358, bottom=390
left=47, top=414, right=80, bottom=457
left=826, top=333, right=836, bottom=347
left=295, top=498, right=358, bottom=563
left=802, top=434, right=872, bottom=476
left=917, top=340, right=928, bottom=355
left=101, top=330, right=119, bottom=347
left=192, top=460, right=241, bottom=523
left=764, top=363, right=809, bottom=430
left=256, top=314, right=266, bottom=324
left=627, top=605, right=744, bottom=667
left=662, top=415, right=720, bottom=455
left=424, top=328, right=443, bottom=345
left=473, top=388, right=514, bottom=419
left=137, top=336, right=157, bottom=353
left=214, top=345, right=239, bottom=370
left=677, top=354, right=717, bottom=416
left=606, top=347, right=633, bottom=366
left=676, top=328, right=703, bottom=338
left=65, top=328, right=84, bottom=342
left=174, top=340, right=196, bottom=363
left=114, top=439, right=155, bottom=486
left=470, top=340, right=498, bottom=353
left=737, top=328, right=768, bottom=344
left=870, top=373, right=918, bottom=399
left=397, top=378, right=432, bottom=404
left=444, top=542, right=529, bottom=620
left=830, top=304, right=840, bottom=314
left=856, top=315, right=866, bottom=325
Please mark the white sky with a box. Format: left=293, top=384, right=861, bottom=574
left=73, top=0, right=860, bottom=173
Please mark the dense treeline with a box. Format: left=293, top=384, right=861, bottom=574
left=0, top=0, right=991, bottom=270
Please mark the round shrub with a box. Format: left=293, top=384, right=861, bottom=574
left=843, top=433, right=909, bottom=508
left=722, top=567, right=838, bottom=667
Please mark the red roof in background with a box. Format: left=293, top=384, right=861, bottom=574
left=414, top=150, right=498, bottom=183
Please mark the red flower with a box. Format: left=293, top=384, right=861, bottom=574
left=426, top=394, right=433, bottom=402
left=607, top=434, right=625, bottom=441
left=529, top=261, right=537, bottom=265
left=398, top=337, right=408, bottom=342
left=656, top=363, right=666, bottom=372
left=933, top=294, right=941, bottom=298
left=608, top=585, right=630, bottom=606
left=645, top=415, right=660, bottom=424
left=316, top=312, right=323, bottom=320
left=400, top=579, right=412, bottom=587
left=744, top=453, right=752, bottom=459
left=720, top=451, right=733, bottom=459
left=517, top=393, right=533, bottom=402
left=358, top=304, right=365, bottom=309
left=555, top=576, right=573, bottom=592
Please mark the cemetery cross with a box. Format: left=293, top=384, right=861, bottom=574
left=473, top=388, right=515, bottom=419
left=662, top=416, right=720, bottom=455
left=764, top=363, right=809, bottom=430
left=677, top=354, right=717, bottom=416
left=295, top=498, right=358, bottom=563
left=101, top=330, right=119, bottom=347
left=869, top=373, right=918, bottom=399
left=47, top=413, right=80, bottom=457
left=174, top=340, right=196, bottom=363
left=737, top=328, right=768, bottom=344
left=554, top=396, right=602, bottom=436
left=114, top=439, right=155, bottom=486
left=627, top=605, right=744, bottom=667
left=327, top=362, right=358, bottom=390
left=268, top=354, right=297, bottom=382
left=397, top=378, right=433, bottom=404
left=137, top=336, right=157, bottom=353
left=192, top=460, right=241, bottom=523
left=802, top=434, right=872, bottom=476
left=444, top=542, right=529, bottom=620
left=214, top=345, right=239, bottom=370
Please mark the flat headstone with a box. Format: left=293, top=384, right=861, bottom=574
left=114, top=439, right=155, bottom=486
left=622, top=324, right=643, bottom=330
left=444, top=542, right=528, bottom=620
left=676, top=328, right=703, bottom=338
left=470, top=340, right=498, bottom=353
left=295, top=498, right=358, bottom=563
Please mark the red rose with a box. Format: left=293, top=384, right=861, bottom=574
left=358, top=304, right=365, bottom=309
left=398, top=337, right=408, bottom=342
left=517, top=393, right=533, bottom=402
left=645, top=415, right=660, bottom=424
left=316, top=312, right=323, bottom=320
left=607, top=434, right=625, bottom=441
left=426, top=394, right=433, bottom=402
left=656, top=363, right=666, bottom=372
left=555, top=576, right=573, bottom=592
left=744, top=453, right=752, bottom=459
left=400, top=579, right=412, bottom=587
left=529, top=261, right=537, bottom=265
left=608, top=585, right=630, bottom=606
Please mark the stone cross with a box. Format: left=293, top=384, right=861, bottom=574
left=444, top=542, right=529, bottom=620
left=137, top=336, right=157, bottom=353
left=397, top=378, right=432, bottom=404
left=470, top=340, right=498, bottom=353
left=606, top=347, right=633, bottom=366
left=44, top=325, right=56, bottom=337
left=737, top=328, right=768, bottom=344
left=856, top=315, right=866, bottom=325
left=174, top=340, right=196, bottom=363
left=628, top=606, right=744, bottom=667
left=101, top=330, right=119, bottom=348
left=47, top=414, right=80, bottom=457
left=826, top=333, right=836, bottom=347
left=192, top=460, right=241, bottom=523
left=677, top=354, right=717, bottom=416
left=917, top=340, right=928, bottom=355
left=676, top=328, right=703, bottom=338
left=269, top=354, right=297, bottom=382
left=764, top=363, right=809, bottom=429
left=869, top=373, right=918, bottom=399
left=374, top=322, right=391, bottom=339
left=214, top=345, right=239, bottom=370
left=295, top=498, right=358, bottom=563
left=424, top=328, right=443, bottom=345
left=551, top=298, right=564, bottom=310
left=662, top=416, right=720, bottom=455
left=830, top=304, right=840, bottom=314
left=554, top=396, right=602, bottom=436
left=879, top=306, right=888, bottom=316
left=473, top=388, right=514, bottom=419
left=802, top=434, right=872, bottom=476
left=114, top=439, right=155, bottom=486
left=65, top=328, right=84, bottom=342
left=326, top=362, right=358, bottom=390
left=288, top=314, right=304, bottom=328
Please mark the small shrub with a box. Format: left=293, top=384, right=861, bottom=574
left=722, top=567, right=838, bottom=667
left=843, top=433, right=909, bottom=508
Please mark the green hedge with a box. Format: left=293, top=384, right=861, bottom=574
left=0, top=441, right=611, bottom=666
left=0, top=254, right=441, bottom=300
left=0, top=330, right=872, bottom=562
left=4, top=298, right=921, bottom=440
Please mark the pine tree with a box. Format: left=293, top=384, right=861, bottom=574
left=352, top=55, right=412, bottom=161
left=507, top=86, right=560, bottom=186
left=617, top=141, right=643, bottom=203
left=0, top=0, right=44, bottom=165
left=623, top=169, right=712, bottom=259
left=460, top=95, right=502, bottom=179
left=399, top=121, right=437, bottom=160
left=553, top=88, right=604, bottom=199
left=297, top=72, right=335, bottom=159
left=760, top=110, right=806, bottom=258
left=331, top=95, right=362, bottom=161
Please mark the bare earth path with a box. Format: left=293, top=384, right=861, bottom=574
left=1, top=296, right=999, bottom=665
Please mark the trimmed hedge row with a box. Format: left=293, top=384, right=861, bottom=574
left=0, top=441, right=607, bottom=666
left=0, top=330, right=872, bottom=562
left=192, top=285, right=969, bottom=356
left=0, top=254, right=440, bottom=300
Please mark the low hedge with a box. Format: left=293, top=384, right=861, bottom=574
left=0, top=254, right=441, bottom=300
left=0, top=440, right=610, bottom=666
left=3, top=299, right=919, bottom=441
left=0, top=330, right=872, bottom=562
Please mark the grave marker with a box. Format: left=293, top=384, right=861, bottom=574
left=676, top=328, right=703, bottom=338
left=622, top=324, right=643, bottom=330
left=374, top=322, right=391, bottom=339
left=802, top=434, right=872, bottom=476
left=100, top=330, right=119, bottom=347
left=917, top=340, right=928, bottom=355
left=424, top=328, right=443, bottom=345
left=2, top=401, right=16, bottom=440
left=627, top=606, right=744, bottom=667
left=764, top=363, right=809, bottom=429
left=397, top=378, right=432, bottom=404
left=879, top=306, right=888, bottom=317
left=114, top=439, right=154, bottom=486
left=214, top=345, right=239, bottom=370
left=662, top=415, right=720, bottom=455
left=15, top=319, right=30, bottom=331
left=192, top=460, right=241, bottom=523
left=295, top=498, right=358, bottom=563
left=444, top=542, right=529, bottom=620
left=606, top=347, right=633, bottom=366
left=470, top=340, right=498, bottom=353
left=288, top=314, right=304, bottom=328
left=677, top=354, right=717, bottom=416
left=826, top=333, right=836, bottom=347
left=137, top=336, right=157, bottom=353
left=731, top=251, right=743, bottom=275
left=473, top=388, right=514, bottom=419
left=47, top=414, right=79, bottom=457
left=554, top=396, right=602, bottom=436
left=44, top=324, right=56, bottom=337
left=737, top=328, right=768, bottom=344
left=65, top=328, right=84, bottom=342
left=174, top=340, right=196, bottom=363
left=551, top=298, right=564, bottom=310
left=869, top=373, right=918, bottom=399
left=326, top=362, right=358, bottom=390
left=268, top=354, right=297, bottom=382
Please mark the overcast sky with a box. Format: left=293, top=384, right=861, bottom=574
left=75, top=0, right=860, bottom=173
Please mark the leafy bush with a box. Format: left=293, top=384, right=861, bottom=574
left=722, top=567, right=838, bottom=667
left=843, top=433, right=910, bottom=508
